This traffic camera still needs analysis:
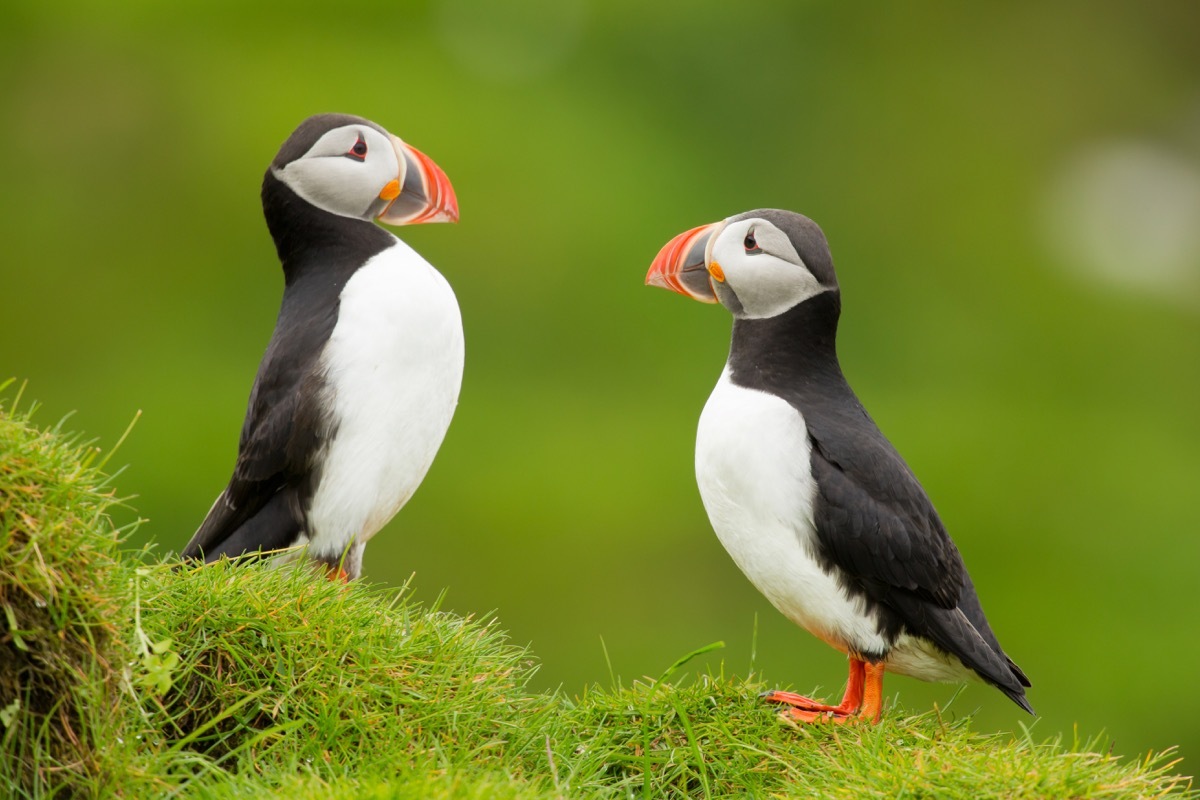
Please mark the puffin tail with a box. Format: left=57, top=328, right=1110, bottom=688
left=182, top=489, right=300, bottom=565
left=892, top=595, right=1035, bottom=715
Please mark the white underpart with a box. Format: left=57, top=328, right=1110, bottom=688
left=696, top=368, right=971, bottom=682
left=887, top=632, right=971, bottom=682
left=304, top=237, right=464, bottom=562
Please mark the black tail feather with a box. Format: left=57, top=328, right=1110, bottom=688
left=182, top=489, right=300, bottom=565
left=891, top=594, right=1034, bottom=715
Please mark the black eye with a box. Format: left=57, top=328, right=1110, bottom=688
left=346, top=135, right=368, bottom=161
left=744, top=231, right=762, bottom=253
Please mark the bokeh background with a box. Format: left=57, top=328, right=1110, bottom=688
left=4, top=0, right=1199, bottom=774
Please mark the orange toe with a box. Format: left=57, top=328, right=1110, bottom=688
left=762, top=690, right=844, bottom=715
left=766, top=658, right=886, bottom=725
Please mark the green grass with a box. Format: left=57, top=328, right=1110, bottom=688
left=1, top=389, right=1194, bottom=799
left=0, top=382, right=138, bottom=797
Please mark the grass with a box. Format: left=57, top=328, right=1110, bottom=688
left=1, top=386, right=1194, bottom=799
left=127, top=563, right=552, bottom=783
left=0, top=381, right=138, bottom=797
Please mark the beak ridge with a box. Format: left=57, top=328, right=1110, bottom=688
left=645, top=222, right=720, bottom=303
left=377, top=137, right=459, bottom=225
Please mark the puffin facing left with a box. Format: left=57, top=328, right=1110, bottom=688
left=181, top=113, right=463, bottom=581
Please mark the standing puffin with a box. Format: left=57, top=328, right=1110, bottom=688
left=182, top=113, right=463, bottom=581
left=645, top=209, right=1031, bottom=722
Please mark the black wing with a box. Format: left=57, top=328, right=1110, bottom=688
left=808, top=428, right=963, bottom=610
left=808, top=417, right=1031, bottom=709
left=724, top=296, right=1030, bottom=709
left=182, top=291, right=337, bottom=562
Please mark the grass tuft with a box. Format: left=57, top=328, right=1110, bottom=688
left=544, top=670, right=1193, bottom=799
left=0, top=381, right=138, bottom=797
left=129, top=560, right=551, bottom=778
left=1, top=386, right=1195, bottom=799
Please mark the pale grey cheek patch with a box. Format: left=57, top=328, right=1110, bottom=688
left=364, top=195, right=390, bottom=219
left=738, top=268, right=825, bottom=319
left=762, top=226, right=802, bottom=265
left=276, top=165, right=334, bottom=215
left=278, top=168, right=316, bottom=210
left=715, top=281, right=744, bottom=315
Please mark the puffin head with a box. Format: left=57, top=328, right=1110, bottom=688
left=268, top=113, right=458, bottom=226
left=646, top=209, right=838, bottom=319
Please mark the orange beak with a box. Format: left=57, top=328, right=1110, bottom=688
left=645, top=222, right=721, bottom=303
left=377, top=136, right=459, bottom=225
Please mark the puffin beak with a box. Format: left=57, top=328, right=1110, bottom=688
left=645, top=221, right=722, bottom=303
left=376, top=136, right=459, bottom=225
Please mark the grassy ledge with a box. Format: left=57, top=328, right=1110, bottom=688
left=1, top=391, right=1194, bottom=799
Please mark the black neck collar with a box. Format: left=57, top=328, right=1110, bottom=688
left=260, top=170, right=394, bottom=285
left=727, top=290, right=847, bottom=395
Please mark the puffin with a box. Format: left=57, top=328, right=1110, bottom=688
left=645, top=209, right=1032, bottom=722
left=181, top=113, right=463, bottom=581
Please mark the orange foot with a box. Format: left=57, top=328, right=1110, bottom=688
left=324, top=563, right=351, bottom=583
left=763, top=658, right=885, bottom=724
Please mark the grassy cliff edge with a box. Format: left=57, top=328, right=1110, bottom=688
left=1, top=392, right=1192, bottom=799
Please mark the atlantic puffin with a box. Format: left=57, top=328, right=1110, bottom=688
left=182, top=113, right=463, bottom=581
left=645, top=209, right=1032, bottom=722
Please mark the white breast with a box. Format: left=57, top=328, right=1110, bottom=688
left=304, top=238, right=464, bottom=561
left=695, top=368, right=888, bottom=656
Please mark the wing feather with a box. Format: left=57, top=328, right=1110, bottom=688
left=182, top=304, right=333, bottom=560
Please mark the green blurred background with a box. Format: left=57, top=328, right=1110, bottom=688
left=4, top=0, right=1199, bottom=774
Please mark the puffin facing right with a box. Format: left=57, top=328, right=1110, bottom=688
left=182, top=114, right=462, bottom=581
left=646, top=209, right=1032, bottom=723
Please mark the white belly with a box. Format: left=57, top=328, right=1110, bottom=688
left=305, top=239, right=464, bottom=560
left=695, top=368, right=888, bottom=656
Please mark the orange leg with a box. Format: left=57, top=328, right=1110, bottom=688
left=858, top=661, right=885, bottom=723
left=764, top=658, right=886, bottom=724
left=324, top=564, right=351, bottom=583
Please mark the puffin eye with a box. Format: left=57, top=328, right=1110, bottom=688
left=744, top=231, right=762, bottom=254
left=346, top=135, right=368, bottom=161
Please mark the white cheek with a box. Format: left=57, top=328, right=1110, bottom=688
left=711, top=234, right=824, bottom=319
left=732, top=260, right=825, bottom=318
left=275, top=148, right=397, bottom=220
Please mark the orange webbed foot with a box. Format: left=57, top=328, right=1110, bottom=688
left=764, top=659, right=885, bottom=725
left=761, top=690, right=845, bottom=715
left=324, top=564, right=351, bottom=583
